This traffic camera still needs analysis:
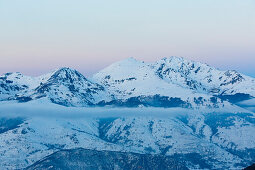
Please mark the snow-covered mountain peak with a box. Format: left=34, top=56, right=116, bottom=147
left=105, top=57, right=145, bottom=70
left=122, top=57, right=141, bottom=63
left=48, top=67, right=88, bottom=83
left=153, top=56, right=255, bottom=96
left=92, top=57, right=228, bottom=108
left=93, top=56, right=255, bottom=105
left=155, top=56, right=211, bottom=73
left=32, top=67, right=110, bottom=106
left=54, top=67, right=77, bottom=73
left=161, top=56, right=185, bottom=63
left=93, top=57, right=148, bottom=82
left=119, top=57, right=143, bottom=64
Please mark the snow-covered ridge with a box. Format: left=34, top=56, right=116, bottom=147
left=92, top=56, right=255, bottom=108
left=1, top=57, right=254, bottom=107
left=154, top=56, right=255, bottom=96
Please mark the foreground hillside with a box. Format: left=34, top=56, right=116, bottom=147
left=0, top=102, right=254, bottom=169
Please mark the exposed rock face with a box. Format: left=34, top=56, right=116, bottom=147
left=26, top=148, right=188, bottom=170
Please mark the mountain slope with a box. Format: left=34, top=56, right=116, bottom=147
left=0, top=104, right=254, bottom=169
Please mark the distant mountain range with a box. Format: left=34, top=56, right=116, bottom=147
left=1, top=56, right=254, bottom=108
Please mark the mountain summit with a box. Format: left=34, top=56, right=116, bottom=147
left=154, top=56, right=255, bottom=97
left=32, top=67, right=110, bottom=106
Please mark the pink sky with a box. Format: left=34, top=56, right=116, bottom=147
left=0, top=0, right=254, bottom=77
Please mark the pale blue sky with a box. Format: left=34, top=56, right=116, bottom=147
left=0, top=0, right=254, bottom=77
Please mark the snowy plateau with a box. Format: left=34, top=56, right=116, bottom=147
left=0, top=56, right=255, bottom=169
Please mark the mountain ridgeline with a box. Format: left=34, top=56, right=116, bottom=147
left=1, top=56, right=254, bottom=108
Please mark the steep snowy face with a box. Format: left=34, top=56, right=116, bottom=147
left=33, top=67, right=108, bottom=106
left=93, top=58, right=226, bottom=108
left=154, top=56, right=255, bottom=97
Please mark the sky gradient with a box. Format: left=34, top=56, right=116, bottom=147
left=0, top=0, right=255, bottom=77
